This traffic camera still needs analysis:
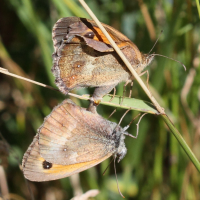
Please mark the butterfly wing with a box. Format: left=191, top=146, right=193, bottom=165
left=51, top=17, right=141, bottom=95
left=53, top=42, right=130, bottom=92
left=22, top=134, right=111, bottom=181
left=52, top=17, right=81, bottom=52
left=38, top=99, right=115, bottom=165
left=52, top=16, right=130, bottom=53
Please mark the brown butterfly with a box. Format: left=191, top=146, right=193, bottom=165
left=51, top=17, right=154, bottom=111
left=22, top=99, right=130, bottom=182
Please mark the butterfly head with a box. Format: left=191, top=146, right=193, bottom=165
left=140, top=53, right=155, bottom=71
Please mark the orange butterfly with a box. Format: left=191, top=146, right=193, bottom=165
left=51, top=17, right=154, bottom=111
left=22, top=99, right=129, bottom=181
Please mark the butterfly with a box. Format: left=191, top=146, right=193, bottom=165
left=22, top=99, right=129, bottom=181
left=51, top=17, right=154, bottom=111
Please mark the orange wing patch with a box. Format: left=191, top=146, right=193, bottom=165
left=22, top=134, right=112, bottom=182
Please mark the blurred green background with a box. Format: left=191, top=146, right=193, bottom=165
left=0, top=0, right=200, bottom=199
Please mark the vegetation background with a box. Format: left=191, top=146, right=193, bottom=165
left=0, top=0, right=199, bottom=199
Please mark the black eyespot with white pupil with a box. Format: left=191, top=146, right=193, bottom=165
left=43, top=160, right=53, bottom=169
left=84, top=32, right=95, bottom=39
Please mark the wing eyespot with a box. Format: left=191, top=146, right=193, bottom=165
left=43, top=160, right=53, bottom=170
left=84, top=32, right=95, bottom=39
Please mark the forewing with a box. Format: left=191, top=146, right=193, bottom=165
left=68, top=17, right=130, bottom=52
left=52, top=16, right=81, bottom=52
left=81, top=18, right=131, bottom=51
left=22, top=134, right=111, bottom=182
left=39, top=99, right=114, bottom=165
left=52, top=17, right=130, bottom=52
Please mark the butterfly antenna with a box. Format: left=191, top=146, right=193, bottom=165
left=114, top=157, right=125, bottom=198
left=148, top=30, right=163, bottom=54
left=102, top=157, right=114, bottom=176
left=151, top=54, right=186, bottom=71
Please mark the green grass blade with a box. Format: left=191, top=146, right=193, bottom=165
left=162, top=115, right=200, bottom=172
left=196, top=0, right=200, bottom=18
left=101, top=95, right=159, bottom=114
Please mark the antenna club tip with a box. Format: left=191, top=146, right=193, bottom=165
left=161, top=30, right=164, bottom=33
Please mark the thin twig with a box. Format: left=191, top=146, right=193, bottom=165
left=0, top=67, right=58, bottom=91
left=0, top=67, right=89, bottom=101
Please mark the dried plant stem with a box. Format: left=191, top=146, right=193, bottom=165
left=0, top=67, right=88, bottom=101
left=0, top=67, right=58, bottom=91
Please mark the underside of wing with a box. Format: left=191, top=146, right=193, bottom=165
left=39, top=99, right=115, bottom=165
left=52, top=17, right=134, bottom=94
left=53, top=42, right=130, bottom=91
left=52, top=17, right=130, bottom=53
left=82, top=18, right=131, bottom=51
left=52, top=16, right=81, bottom=52
left=22, top=134, right=112, bottom=182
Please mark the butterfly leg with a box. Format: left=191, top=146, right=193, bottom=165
left=87, top=84, right=117, bottom=113
left=107, top=109, right=117, bottom=119
left=109, top=87, right=116, bottom=102
left=129, top=81, right=134, bottom=98
left=120, top=80, right=132, bottom=105
left=107, top=87, right=117, bottom=118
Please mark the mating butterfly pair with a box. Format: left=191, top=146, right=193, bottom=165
left=22, top=17, right=151, bottom=181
